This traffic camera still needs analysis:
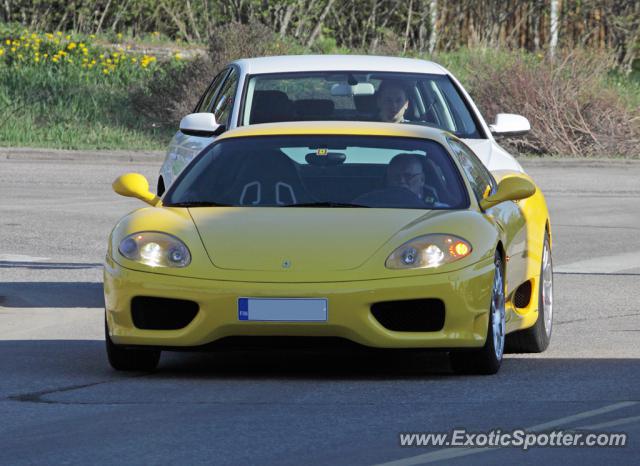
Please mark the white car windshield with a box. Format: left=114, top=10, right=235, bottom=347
left=164, top=135, right=470, bottom=210
left=241, top=72, right=481, bottom=138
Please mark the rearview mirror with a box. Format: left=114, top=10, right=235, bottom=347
left=480, top=175, right=536, bottom=210
left=179, top=113, right=223, bottom=137
left=489, top=113, right=531, bottom=136
left=330, top=83, right=375, bottom=97
left=113, top=173, right=161, bottom=206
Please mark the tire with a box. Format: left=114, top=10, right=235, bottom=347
left=105, top=319, right=161, bottom=371
left=505, top=233, right=553, bottom=353
left=450, top=251, right=505, bottom=375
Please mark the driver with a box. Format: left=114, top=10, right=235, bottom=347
left=352, top=153, right=439, bottom=207
left=376, top=80, right=410, bottom=123
left=386, top=153, right=426, bottom=199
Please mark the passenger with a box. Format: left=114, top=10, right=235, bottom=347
left=376, top=80, right=410, bottom=123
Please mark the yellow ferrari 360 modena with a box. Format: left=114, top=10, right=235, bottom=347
left=104, top=121, right=553, bottom=374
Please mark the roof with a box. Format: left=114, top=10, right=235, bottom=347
left=232, top=55, right=448, bottom=75
left=218, top=121, right=452, bottom=143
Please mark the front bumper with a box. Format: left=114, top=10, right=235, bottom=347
left=104, top=255, right=495, bottom=349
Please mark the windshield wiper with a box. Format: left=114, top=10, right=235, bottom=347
left=165, top=201, right=231, bottom=207
left=285, top=202, right=369, bottom=208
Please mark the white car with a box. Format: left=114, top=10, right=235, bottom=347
left=157, top=55, right=530, bottom=195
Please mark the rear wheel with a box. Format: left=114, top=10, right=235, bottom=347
left=105, top=318, right=160, bottom=371
left=505, top=233, right=553, bottom=353
left=450, top=251, right=505, bottom=375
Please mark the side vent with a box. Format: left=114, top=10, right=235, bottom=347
left=513, top=281, right=532, bottom=308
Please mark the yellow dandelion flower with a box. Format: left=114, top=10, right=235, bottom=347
left=131, top=57, right=137, bottom=63
left=103, top=69, right=109, bottom=74
left=65, top=35, right=71, bottom=40
left=0, top=49, right=4, bottom=56
left=89, top=34, right=95, bottom=39
left=45, top=33, right=53, bottom=39
left=30, top=33, right=37, bottom=39
left=67, top=42, right=77, bottom=50
left=10, top=47, right=16, bottom=53
left=34, top=57, right=39, bottom=63
left=99, top=54, right=104, bottom=59
left=117, top=33, right=123, bottom=39
left=43, top=53, right=48, bottom=58
left=56, top=31, right=62, bottom=36
left=52, top=57, right=59, bottom=63
left=5, top=39, right=10, bottom=45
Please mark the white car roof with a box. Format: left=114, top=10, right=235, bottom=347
left=232, top=55, right=448, bottom=75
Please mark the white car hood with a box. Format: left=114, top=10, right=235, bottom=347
left=462, top=139, right=524, bottom=173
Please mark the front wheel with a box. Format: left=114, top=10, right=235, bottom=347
left=450, top=251, right=505, bottom=375
left=505, top=233, right=553, bottom=353
left=105, top=319, right=160, bottom=371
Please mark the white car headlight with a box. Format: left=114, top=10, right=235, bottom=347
left=118, top=232, right=191, bottom=268
left=385, top=234, right=472, bottom=269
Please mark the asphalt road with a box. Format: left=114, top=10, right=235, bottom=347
left=1, top=156, right=639, bottom=465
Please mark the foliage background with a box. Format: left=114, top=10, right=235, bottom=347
left=1, top=0, right=639, bottom=155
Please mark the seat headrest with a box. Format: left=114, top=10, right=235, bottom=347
left=294, top=99, right=335, bottom=120
left=354, top=94, right=377, bottom=115
left=250, top=90, right=293, bottom=124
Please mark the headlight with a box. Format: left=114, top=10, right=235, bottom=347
left=118, top=232, right=191, bottom=268
left=385, top=234, right=472, bottom=269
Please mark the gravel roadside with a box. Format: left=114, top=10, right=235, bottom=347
left=0, top=147, right=164, bottom=164
left=2, top=146, right=640, bottom=167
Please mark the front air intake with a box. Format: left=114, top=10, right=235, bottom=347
left=131, top=296, right=199, bottom=330
left=371, top=299, right=445, bottom=332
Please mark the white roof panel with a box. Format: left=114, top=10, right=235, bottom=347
left=232, top=55, right=448, bottom=75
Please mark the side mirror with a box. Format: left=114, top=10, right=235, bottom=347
left=489, top=113, right=531, bottom=136
left=179, top=113, right=223, bottom=137
left=113, top=173, right=161, bottom=206
left=480, top=175, right=536, bottom=210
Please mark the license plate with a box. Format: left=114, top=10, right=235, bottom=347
left=238, top=298, right=328, bottom=322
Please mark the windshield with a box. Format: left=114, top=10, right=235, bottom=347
left=241, top=72, right=482, bottom=138
left=164, top=135, right=469, bottom=210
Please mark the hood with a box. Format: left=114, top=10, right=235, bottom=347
left=462, top=139, right=523, bottom=173
left=188, top=207, right=441, bottom=272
